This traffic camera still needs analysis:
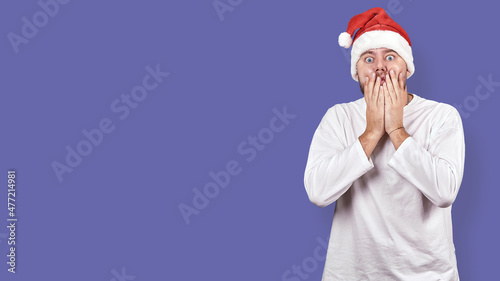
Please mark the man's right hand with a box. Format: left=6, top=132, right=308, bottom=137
left=359, top=73, right=385, bottom=159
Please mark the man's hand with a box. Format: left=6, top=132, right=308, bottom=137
left=383, top=70, right=407, bottom=133
left=359, top=73, right=385, bottom=158
left=383, top=70, right=410, bottom=149
left=365, top=73, right=385, bottom=138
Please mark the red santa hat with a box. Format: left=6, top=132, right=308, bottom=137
left=338, top=7, right=415, bottom=81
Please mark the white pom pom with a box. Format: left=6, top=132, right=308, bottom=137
left=338, top=32, right=352, bottom=48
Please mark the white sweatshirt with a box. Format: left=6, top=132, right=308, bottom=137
left=304, top=94, right=465, bottom=281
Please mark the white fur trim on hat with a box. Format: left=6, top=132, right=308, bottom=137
left=350, top=30, right=414, bottom=81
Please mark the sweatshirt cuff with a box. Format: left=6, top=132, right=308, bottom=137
left=354, top=138, right=374, bottom=171
left=387, top=136, right=414, bottom=168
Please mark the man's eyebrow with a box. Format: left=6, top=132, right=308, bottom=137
left=360, top=49, right=397, bottom=56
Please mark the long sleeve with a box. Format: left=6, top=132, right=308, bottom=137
left=304, top=106, right=374, bottom=207
left=388, top=106, right=465, bottom=208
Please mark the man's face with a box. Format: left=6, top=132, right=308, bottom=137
left=355, top=47, right=410, bottom=94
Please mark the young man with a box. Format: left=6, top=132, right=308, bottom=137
left=304, top=7, right=465, bottom=280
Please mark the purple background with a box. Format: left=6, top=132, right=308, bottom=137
left=1, top=0, right=499, bottom=280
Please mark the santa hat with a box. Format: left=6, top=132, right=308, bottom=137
left=338, top=7, right=415, bottom=81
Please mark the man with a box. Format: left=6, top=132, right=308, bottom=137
left=304, top=7, right=465, bottom=280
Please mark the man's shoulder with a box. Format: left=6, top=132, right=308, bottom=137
left=413, top=95, right=458, bottom=115
left=411, top=94, right=462, bottom=124
left=317, top=97, right=365, bottom=129
left=326, top=97, right=365, bottom=114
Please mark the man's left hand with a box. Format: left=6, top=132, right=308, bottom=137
left=383, top=69, right=407, bottom=134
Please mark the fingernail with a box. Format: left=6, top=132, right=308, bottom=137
left=371, top=73, right=375, bottom=77
left=390, top=70, right=394, bottom=75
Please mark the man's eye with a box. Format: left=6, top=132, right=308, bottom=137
left=365, top=57, right=373, bottom=63
left=387, top=55, right=395, bottom=61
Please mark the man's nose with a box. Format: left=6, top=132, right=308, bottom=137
left=376, top=59, right=387, bottom=72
